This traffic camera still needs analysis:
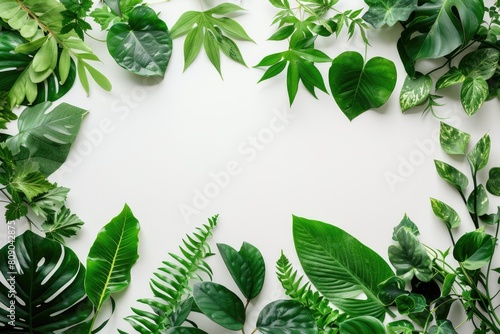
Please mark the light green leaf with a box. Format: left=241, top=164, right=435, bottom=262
left=430, top=198, right=461, bottom=229
left=439, top=122, right=470, bottom=155
left=392, top=214, right=419, bottom=240
left=170, top=11, right=201, bottom=38
left=8, top=161, right=53, bottom=201
left=256, top=300, right=318, bottom=334
left=399, top=73, right=432, bottom=112
left=339, top=316, right=387, bottom=334
left=107, top=6, right=172, bottom=77
left=459, top=48, right=500, bottom=80
left=204, top=30, right=221, bottom=76
left=42, top=206, right=84, bottom=244
left=363, top=0, right=418, bottom=28
left=192, top=281, right=245, bottom=331
left=466, top=185, right=489, bottom=216
left=453, top=228, right=495, bottom=270
left=329, top=51, right=396, bottom=121
left=435, top=67, right=466, bottom=90
left=461, top=77, right=488, bottom=115
left=205, top=3, right=245, bottom=15
left=5, top=102, right=87, bottom=176
left=293, top=216, right=394, bottom=320
left=29, top=185, right=69, bottom=218
left=467, top=133, right=490, bottom=175
left=183, top=25, right=204, bottom=71
left=0, top=231, right=93, bottom=332
left=90, top=6, right=120, bottom=30
left=287, top=59, right=300, bottom=105
left=486, top=167, right=500, bottom=195
left=85, top=204, right=140, bottom=311
left=388, top=225, right=433, bottom=282
left=217, top=34, right=246, bottom=66
left=434, top=160, right=469, bottom=192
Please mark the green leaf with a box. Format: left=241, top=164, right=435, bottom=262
left=439, top=122, right=471, bottom=155
left=5, top=102, right=87, bottom=176
left=400, top=0, right=484, bottom=61
left=378, top=276, right=407, bottom=305
left=339, top=316, right=387, bottom=334
left=399, top=73, right=432, bottom=112
left=467, top=133, right=490, bottom=175
left=42, top=206, right=84, bottom=244
left=394, top=293, right=426, bottom=315
left=269, top=25, right=295, bottom=40
left=435, top=67, right=466, bottom=90
left=329, top=51, right=396, bottom=121
left=392, top=214, right=420, bottom=240
left=85, top=204, right=140, bottom=311
left=388, top=223, right=433, bottom=282
left=256, top=300, right=318, bottom=334
left=217, top=242, right=265, bottom=300
left=386, top=320, right=415, bottom=334
left=486, top=167, right=500, bottom=195
left=441, top=274, right=456, bottom=296
left=453, top=228, right=495, bottom=270
left=293, top=216, right=394, bottom=320
left=459, top=48, right=500, bottom=80
left=428, top=320, right=458, bottom=334
left=107, top=6, right=172, bottom=77
left=165, top=328, right=209, bottom=334
left=363, top=0, right=418, bottom=28
left=0, top=230, right=93, bottom=332
left=430, top=198, right=461, bottom=229
left=8, top=161, right=53, bottom=201
left=192, top=281, right=245, bottom=330
left=90, top=6, right=120, bottom=30
left=434, top=160, right=469, bottom=192
left=466, top=185, right=489, bottom=216
left=461, top=77, right=489, bottom=115
left=204, top=30, right=221, bottom=76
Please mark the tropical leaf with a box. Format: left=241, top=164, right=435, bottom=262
left=339, top=316, right=386, bottom=334
left=0, top=230, right=93, bottom=333
left=363, top=0, right=418, bottom=29
left=399, top=73, right=432, bottom=112
left=4, top=102, right=87, bottom=176
left=439, top=122, right=470, bottom=155
left=434, top=160, right=468, bottom=192
left=42, top=206, right=84, bottom=244
left=453, top=228, right=495, bottom=270
left=256, top=299, right=318, bottom=334
left=107, top=6, right=172, bottom=77
left=430, top=198, right=461, bottom=229
left=467, top=133, right=490, bottom=175
left=486, top=167, right=500, bottom=195
left=86, top=204, right=140, bottom=313
left=293, top=216, right=394, bottom=320
left=329, top=51, right=396, bottom=120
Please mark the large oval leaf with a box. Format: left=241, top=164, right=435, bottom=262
left=453, top=228, right=495, bottom=270
left=0, top=230, right=93, bottom=332
left=85, top=204, right=140, bottom=311
left=329, top=51, right=396, bottom=121
left=107, top=5, right=172, bottom=77
left=192, top=281, right=245, bottom=330
left=339, top=316, right=386, bottom=334
left=256, top=300, right=318, bottom=334
left=4, top=102, right=87, bottom=176
left=293, top=216, right=394, bottom=320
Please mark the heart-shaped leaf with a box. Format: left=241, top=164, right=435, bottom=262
left=107, top=6, right=172, bottom=77
left=434, top=160, right=468, bottom=192
left=466, top=185, right=489, bottom=216
left=399, top=73, right=432, bottom=112
left=486, top=167, right=500, bottom=195
left=461, top=77, right=489, bottom=115
left=439, top=122, right=470, bottom=155
left=454, top=228, right=495, bottom=270
left=329, top=51, right=396, bottom=120
left=430, top=198, right=461, bottom=229
left=467, top=133, right=490, bottom=175
left=0, top=231, right=93, bottom=332
left=256, top=299, right=318, bottom=334
left=339, top=316, right=386, bottom=334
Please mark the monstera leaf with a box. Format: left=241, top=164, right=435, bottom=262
left=0, top=230, right=92, bottom=333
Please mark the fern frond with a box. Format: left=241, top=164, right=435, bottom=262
left=122, top=215, right=218, bottom=334
left=276, top=251, right=342, bottom=333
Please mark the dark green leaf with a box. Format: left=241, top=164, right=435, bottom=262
left=287, top=59, right=300, bottom=105
left=269, top=25, right=295, bottom=40
left=394, top=294, right=426, bottom=315
left=86, top=204, right=140, bottom=311
left=430, top=198, right=461, bottom=229
left=439, top=122, right=470, bottom=155
left=258, top=60, right=287, bottom=82
left=339, top=316, right=387, bottom=334
left=434, top=160, right=469, bottom=192
left=165, top=328, right=209, bottom=334
left=441, top=274, right=456, bottom=296
left=428, top=320, right=458, bottom=334
left=486, top=167, right=500, bottom=195
left=256, top=299, right=318, bottom=334
left=193, top=282, right=245, bottom=330
left=363, top=0, right=418, bottom=29
left=293, top=216, right=393, bottom=320
left=378, top=276, right=407, bottom=305
left=107, top=6, right=172, bottom=77
left=0, top=231, right=92, bottom=332
left=467, top=133, right=490, bottom=175
left=453, top=228, right=495, bottom=270
left=255, top=52, right=284, bottom=67
left=459, top=48, right=500, bottom=80
left=329, top=51, right=396, bottom=120
left=399, top=73, right=432, bottom=112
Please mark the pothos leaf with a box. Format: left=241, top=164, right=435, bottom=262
left=439, top=122, right=471, bottom=155
left=363, top=0, right=418, bottom=29
left=107, top=5, right=172, bottom=77
left=454, top=228, right=495, bottom=270
left=461, top=77, right=489, bottom=115
left=399, top=73, right=432, bottom=112
left=486, top=167, right=500, bottom=195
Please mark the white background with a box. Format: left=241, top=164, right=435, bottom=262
left=3, top=0, right=500, bottom=332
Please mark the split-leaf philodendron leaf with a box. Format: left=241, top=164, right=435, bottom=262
left=0, top=230, right=93, bottom=332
